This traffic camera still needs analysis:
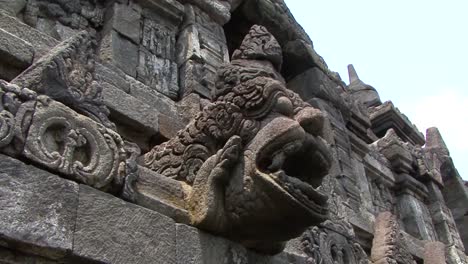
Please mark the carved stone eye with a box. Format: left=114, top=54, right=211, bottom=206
left=274, top=96, right=293, bottom=117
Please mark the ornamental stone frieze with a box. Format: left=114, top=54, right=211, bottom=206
left=0, top=80, right=126, bottom=192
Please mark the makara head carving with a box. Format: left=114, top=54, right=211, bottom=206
left=141, top=25, right=332, bottom=253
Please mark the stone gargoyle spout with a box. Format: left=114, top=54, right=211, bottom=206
left=136, top=25, right=332, bottom=254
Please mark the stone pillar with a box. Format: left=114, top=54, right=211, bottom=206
left=424, top=241, right=446, bottom=264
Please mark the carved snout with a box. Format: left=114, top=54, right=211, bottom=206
left=294, top=107, right=324, bottom=137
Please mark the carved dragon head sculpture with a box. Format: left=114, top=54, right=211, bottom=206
left=141, top=25, right=332, bottom=253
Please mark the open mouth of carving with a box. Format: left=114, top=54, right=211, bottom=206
left=256, top=131, right=330, bottom=217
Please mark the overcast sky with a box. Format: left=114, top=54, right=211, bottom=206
left=284, top=0, right=468, bottom=181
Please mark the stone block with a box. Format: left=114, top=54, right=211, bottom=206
left=141, top=17, right=175, bottom=59
left=179, top=0, right=231, bottom=25
left=0, top=0, right=26, bottom=16
left=0, top=10, right=58, bottom=58
left=287, top=67, right=346, bottom=111
left=102, top=81, right=159, bottom=135
left=176, top=5, right=228, bottom=99
left=137, top=47, right=179, bottom=99
left=175, top=224, right=308, bottom=264
left=0, top=246, right=60, bottom=264
left=138, top=0, right=184, bottom=26
left=176, top=25, right=202, bottom=65
left=133, top=166, right=190, bottom=224
left=99, top=30, right=138, bottom=77
left=0, top=154, right=78, bottom=259
left=179, top=59, right=213, bottom=99
left=0, top=28, right=34, bottom=80
left=73, top=185, right=176, bottom=264
left=112, top=2, right=141, bottom=44
left=95, top=62, right=130, bottom=93
left=424, top=241, right=446, bottom=264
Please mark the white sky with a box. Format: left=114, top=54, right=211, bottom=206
left=284, top=0, right=468, bottom=181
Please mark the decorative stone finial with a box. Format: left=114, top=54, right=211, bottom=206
left=347, top=64, right=382, bottom=107
left=348, top=64, right=360, bottom=84
left=425, top=127, right=450, bottom=157
left=232, top=25, right=283, bottom=71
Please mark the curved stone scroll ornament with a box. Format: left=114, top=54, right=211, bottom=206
left=0, top=80, right=37, bottom=155
left=23, top=96, right=126, bottom=191
left=140, top=25, right=333, bottom=253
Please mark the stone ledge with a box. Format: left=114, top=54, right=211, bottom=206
left=73, top=185, right=177, bottom=264
left=369, top=101, right=425, bottom=146
left=175, top=224, right=308, bottom=264
left=0, top=28, right=34, bottom=69
left=0, top=10, right=58, bottom=59
left=0, top=153, right=78, bottom=260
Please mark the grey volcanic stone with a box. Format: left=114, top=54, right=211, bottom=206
left=95, top=62, right=131, bottom=93
left=0, top=10, right=58, bottom=58
left=73, top=185, right=176, bottom=264
left=0, top=28, right=34, bottom=80
left=0, top=0, right=26, bottom=16
left=175, top=224, right=308, bottom=264
left=0, top=154, right=78, bottom=260
left=112, top=3, right=141, bottom=44
left=102, top=81, right=159, bottom=135
left=99, top=30, right=138, bottom=77
left=424, top=241, right=446, bottom=264
left=0, top=246, right=61, bottom=264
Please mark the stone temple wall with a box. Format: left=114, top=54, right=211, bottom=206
left=0, top=0, right=467, bottom=263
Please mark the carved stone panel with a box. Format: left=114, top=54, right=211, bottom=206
left=23, top=96, right=126, bottom=191
left=301, top=220, right=370, bottom=264
left=12, top=30, right=114, bottom=129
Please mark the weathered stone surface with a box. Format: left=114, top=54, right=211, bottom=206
left=0, top=28, right=34, bottom=80
left=0, top=154, right=78, bottom=259
left=0, top=246, right=62, bottom=264
left=347, top=64, right=382, bottom=108
left=112, top=3, right=141, bottom=44
left=177, top=4, right=229, bottom=98
left=102, top=81, right=159, bottom=135
left=0, top=10, right=58, bottom=58
left=300, top=220, right=370, bottom=264
left=95, top=62, right=130, bottom=94
left=175, top=224, right=308, bottom=264
left=0, top=0, right=26, bottom=16
left=0, top=28, right=34, bottom=69
left=131, top=166, right=190, bottom=224
left=137, top=47, right=179, bottom=99
left=23, top=97, right=126, bottom=191
left=370, top=101, right=425, bottom=146
left=12, top=31, right=114, bottom=129
left=99, top=30, right=139, bottom=77
left=287, top=67, right=347, bottom=112
left=138, top=0, right=185, bottom=26
left=0, top=0, right=466, bottom=263
left=424, top=241, right=446, bottom=264
left=73, top=185, right=176, bottom=264
left=177, top=0, right=231, bottom=24
left=371, top=212, right=415, bottom=264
